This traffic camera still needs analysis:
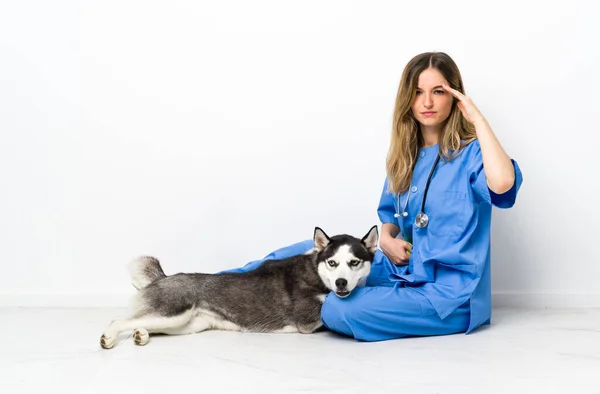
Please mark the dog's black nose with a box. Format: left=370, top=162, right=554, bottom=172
left=335, top=278, right=348, bottom=289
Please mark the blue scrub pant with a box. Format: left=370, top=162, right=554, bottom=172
left=220, top=240, right=470, bottom=342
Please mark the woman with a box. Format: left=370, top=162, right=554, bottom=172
left=225, top=52, right=523, bottom=341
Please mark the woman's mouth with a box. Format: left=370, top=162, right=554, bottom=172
left=421, top=111, right=436, bottom=117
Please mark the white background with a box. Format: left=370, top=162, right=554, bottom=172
left=1, top=0, right=598, bottom=306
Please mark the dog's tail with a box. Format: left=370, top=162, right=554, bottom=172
left=128, top=256, right=167, bottom=290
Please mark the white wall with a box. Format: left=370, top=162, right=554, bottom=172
left=1, top=0, right=598, bottom=307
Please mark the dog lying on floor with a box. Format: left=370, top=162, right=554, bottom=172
left=100, top=225, right=378, bottom=349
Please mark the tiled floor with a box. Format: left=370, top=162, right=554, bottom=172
left=1, top=307, right=598, bottom=393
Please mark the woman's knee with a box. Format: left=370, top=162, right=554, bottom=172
left=322, top=298, right=392, bottom=342
left=218, top=239, right=313, bottom=274
left=321, top=290, right=382, bottom=341
left=263, top=239, right=314, bottom=261
left=321, top=293, right=354, bottom=337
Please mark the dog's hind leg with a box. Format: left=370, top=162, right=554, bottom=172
left=152, top=309, right=242, bottom=335
left=100, top=308, right=194, bottom=349
left=153, top=316, right=211, bottom=335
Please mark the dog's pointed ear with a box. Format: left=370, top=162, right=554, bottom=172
left=313, top=227, right=331, bottom=252
left=361, top=225, right=379, bottom=254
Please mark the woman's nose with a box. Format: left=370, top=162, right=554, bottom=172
left=424, top=93, right=433, bottom=108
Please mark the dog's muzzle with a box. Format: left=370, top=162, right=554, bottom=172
left=334, top=278, right=350, bottom=298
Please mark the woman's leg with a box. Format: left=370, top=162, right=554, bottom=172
left=220, top=242, right=468, bottom=342
left=218, top=239, right=314, bottom=274
left=321, top=284, right=470, bottom=342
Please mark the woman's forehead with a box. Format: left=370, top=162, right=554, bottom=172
left=417, top=68, right=447, bottom=87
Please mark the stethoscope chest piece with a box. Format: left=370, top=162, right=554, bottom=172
left=415, top=212, right=429, bottom=228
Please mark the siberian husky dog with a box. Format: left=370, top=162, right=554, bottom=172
left=100, top=225, right=378, bottom=349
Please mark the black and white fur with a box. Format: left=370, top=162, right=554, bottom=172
left=100, top=225, right=378, bottom=349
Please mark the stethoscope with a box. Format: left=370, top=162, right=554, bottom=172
left=393, top=153, right=441, bottom=228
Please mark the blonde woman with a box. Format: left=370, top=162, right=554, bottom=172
left=226, top=52, right=523, bottom=341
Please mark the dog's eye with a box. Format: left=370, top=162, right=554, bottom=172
left=348, top=260, right=361, bottom=267
left=327, top=260, right=337, bottom=267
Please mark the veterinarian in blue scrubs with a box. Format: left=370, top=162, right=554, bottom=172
left=225, top=52, right=523, bottom=341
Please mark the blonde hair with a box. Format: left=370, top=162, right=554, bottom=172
left=386, top=52, right=476, bottom=195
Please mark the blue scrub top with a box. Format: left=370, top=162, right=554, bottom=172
left=377, top=140, right=523, bottom=333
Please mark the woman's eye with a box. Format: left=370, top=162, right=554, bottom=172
left=434, top=90, right=445, bottom=94
left=415, top=91, right=422, bottom=95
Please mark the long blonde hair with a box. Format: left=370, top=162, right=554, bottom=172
left=386, top=52, right=476, bottom=195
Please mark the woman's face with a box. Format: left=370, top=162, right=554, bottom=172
left=411, top=68, right=454, bottom=132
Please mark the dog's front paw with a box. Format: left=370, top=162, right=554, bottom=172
left=133, top=328, right=149, bottom=346
left=100, top=334, right=116, bottom=349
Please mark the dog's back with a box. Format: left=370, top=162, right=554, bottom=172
left=134, top=252, right=328, bottom=333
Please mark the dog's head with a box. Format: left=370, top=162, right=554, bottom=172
left=314, top=225, right=378, bottom=298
